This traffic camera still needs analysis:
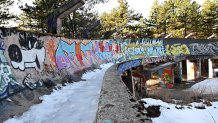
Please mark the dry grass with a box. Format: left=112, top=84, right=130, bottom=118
left=146, top=86, right=218, bottom=106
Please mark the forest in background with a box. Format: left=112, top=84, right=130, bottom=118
left=0, top=0, right=217, bottom=39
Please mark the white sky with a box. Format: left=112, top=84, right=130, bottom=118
left=12, top=0, right=205, bottom=18
left=11, top=0, right=33, bottom=15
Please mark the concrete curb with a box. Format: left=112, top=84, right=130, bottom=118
left=95, top=64, right=151, bottom=123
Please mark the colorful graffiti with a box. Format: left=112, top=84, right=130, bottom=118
left=189, top=42, right=218, bottom=55
left=0, top=39, right=19, bottom=98
left=121, top=39, right=165, bottom=60
left=0, top=63, right=18, bottom=98
left=8, top=34, right=45, bottom=71
left=159, top=68, right=174, bottom=89
left=47, top=39, right=57, bottom=68
left=55, top=39, right=120, bottom=70
left=142, top=56, right=175, bottom=64
left=165, top=43, right=190, bottom=56
left=94, top=40, right=113, bottom=62
left=56, top=40, right=87, bottom=70
left=0, top=42, right=6, bottom=63
left=117, top=59, right=142, bottom=74
left=0, top=27, right=218, bottom=100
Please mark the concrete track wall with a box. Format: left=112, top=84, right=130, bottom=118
left=0, top=27, right=218, bottom=100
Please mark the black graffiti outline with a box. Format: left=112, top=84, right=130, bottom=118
left=8, top=33, right=46, bottom=71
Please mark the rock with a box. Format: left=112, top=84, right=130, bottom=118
left=43, top=79, right=55, bottom=88
left=203, top=100, right=212, bottom=106
left=145, top=105, right=161, bottom=118
left=195, top=105, right=206, bottom=109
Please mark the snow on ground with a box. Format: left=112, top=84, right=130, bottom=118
left=4, top=63, right=113, bottom=123
left=142, top=98, right=218, bottom=123
left=142, top=78, right=218, bottom=123
left=190, top=78, right=218, bottom=94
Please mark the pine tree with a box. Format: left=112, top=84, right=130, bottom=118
left=148, top=0, right=160, bottom=37
left=173, top=0, right=201, bottom=38
left=61, top=4, right=100, bottom=38
left=0, top=0, right=15, bottom=25
left=201, top=0, right=218, bottom=38
left=19, top=0, right=107, bottom=38
left=148, top=0, right=203, bottom=38
left=100, top=0, right=143, bottom=38
left=18, top=0, right=68, bottom=32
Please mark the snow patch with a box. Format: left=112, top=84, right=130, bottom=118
left=190, top=78, right=218, bottom=94
left=142, top=98, right=218, bottom=123
left=4, top=63, right=113, bottom=123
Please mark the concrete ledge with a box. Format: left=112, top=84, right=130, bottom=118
left=95, top=64, right=151, bottom=123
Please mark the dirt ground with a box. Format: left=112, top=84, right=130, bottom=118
left=146, top=85, right=218, bottom=105
left=0, top=87, right=51, bottom=122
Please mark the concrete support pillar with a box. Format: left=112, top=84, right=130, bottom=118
left=179, top=62, right=183, bottom=81
left=130, top=68, right=135, bottom=97
left=209, top=59, right=213, bottom=78
left=198, top=60, right=202, bottom=78
left=57, top=18, right=62, bottom=34
left=187, top=60, right=195, bottom=80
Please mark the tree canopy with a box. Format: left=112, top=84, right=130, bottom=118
left=100, top=0, right=145, bottom=38
left=18, top=0, right=107, bottom=38
left=148, top=0, right=218, bottom=39
left=0, top=0, right=15, bottom=25
left=18, top=0, right=68, bottom=33
left=0, top=0, right=216, bottom=39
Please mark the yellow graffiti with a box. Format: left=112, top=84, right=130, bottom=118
left=166, top=44, right=190, bottom=56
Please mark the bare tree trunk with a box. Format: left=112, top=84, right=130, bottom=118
left=184, top=20, right=187, bottom=38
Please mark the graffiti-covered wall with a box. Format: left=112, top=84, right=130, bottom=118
left=0, top=28, right=122, bottom=99
left=118, top=38, right=218, bottom=73
left=0, top=27, right=218, bottom=99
